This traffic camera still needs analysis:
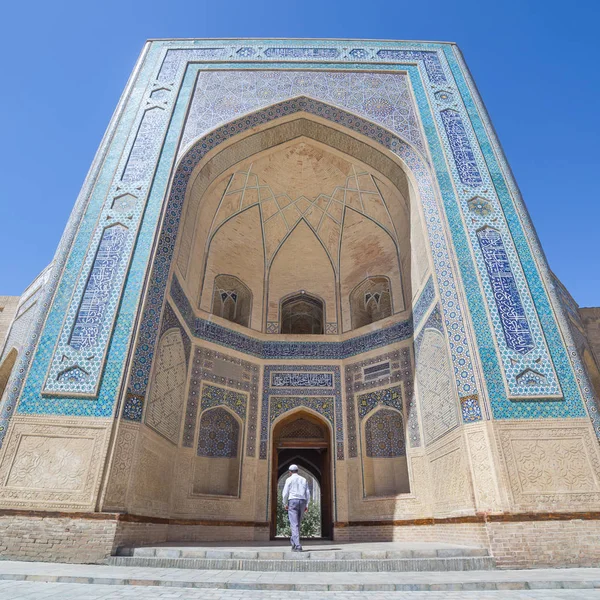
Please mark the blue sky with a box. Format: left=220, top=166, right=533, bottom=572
left=1, top=0, right=598, bottom=305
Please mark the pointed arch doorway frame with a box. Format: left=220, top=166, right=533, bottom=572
left=270, top=410, right=333, bottom=540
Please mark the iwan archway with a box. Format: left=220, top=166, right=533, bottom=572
left=114, top=101, right=432, bottom=542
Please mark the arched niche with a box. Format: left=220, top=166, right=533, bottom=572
left=193, top=406, right=242, bottom=497
left=361, top=407, right=410, bottom=497
left=211, top=274, right=252, bottom=328
left=350, top=276, right=393, bottom=331
left=280, top=292, right=325, bottom=335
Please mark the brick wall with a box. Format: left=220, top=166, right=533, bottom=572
left=112, top=521, right=168, bottom=552
left=0, top=514, right=117, bottom=563
left=336, top=522, right=489, bottom=547
left=488, top=519, right=600, bottom=569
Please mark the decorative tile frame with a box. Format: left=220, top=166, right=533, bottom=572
left=5, top=40, right=593, bottom=455
left=179, top=346, right=259, bottom=456
left=345, top=347, right=419, bottom=457
left=42, top=66, right=179, bottom=397
left=260, top=365, right=342, bottom=460
left=448, top=45, right=600, bottom=436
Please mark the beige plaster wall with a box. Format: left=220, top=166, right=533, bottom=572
left=580, top=307, right=600, bottom=368
left=0, top=296, right=19, bottom=352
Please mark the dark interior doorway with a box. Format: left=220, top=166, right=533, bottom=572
left=270, top=412, right=333, bottom=539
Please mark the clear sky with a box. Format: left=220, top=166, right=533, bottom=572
left=0, top=0, right=598, bottom=306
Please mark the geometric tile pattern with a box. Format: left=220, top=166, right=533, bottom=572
left=261, top=365, right=342, bottom=460
left=357, top=385, right=403, bottom=420
left=269, top=396, right=334, bottom=426
left=122, top=301, right=190, bottom=423
left=444, top=44, right=591, bottom=423
left=415, top=309, right=462, bottom=444
left=159, top=302, right=191, bottom=363
left=40, top=73, right=174, bottom=398
left=182, top=347, right=258, bottom=455
left=432, top=56, right=562, bottom=400
left=180, top=71, right=426, bottom=158
left=364, top=408, right=406, bottom=458
left=144, top=328, right=187, bottom=444
left=200, top=383, right=247, bottom=419
left=128, top=92, right=478, bottom=419
left=197, top=406, right=240, bottom=459
left=345, top=347, right=419, bottom=457
left=412, top=276, right=435, bottom=332
left=45, top=224, right=129, bottom=394
left=376, top=50, right=447, bottom=84
left=460, top=394, right=483, bottom=423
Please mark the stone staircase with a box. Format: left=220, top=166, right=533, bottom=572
left=109, top=541, right=495, bottom=572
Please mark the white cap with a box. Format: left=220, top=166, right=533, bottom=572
left=289, top=464, right=299, bottom=472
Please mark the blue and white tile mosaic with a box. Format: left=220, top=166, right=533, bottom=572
left=41, top=48, right=177, bottom=398
left=364, top=408, right=406, bottom=458
left=447, top=44, right=594, bottom=429
left=357, top=385, right=403, bottom=419
left=439, top=110, right=483, bottom=187
left=477, top=227, right=535, bottom=356
left=181, top=346, right=258, bottom=456
left=432, top=77, right=562, bottom=398
left=460, top=395, right=483, bottom=423
left=197, top=406, right=240, bottom=458
left=129, top=91, right=479, bottom=409
left=179, top=71, right=426, bottom=160
left=345, top=347, right=420, bottom=457
left=261, top=365, right=342, bottom=460
left=200, top=383, right=247, bottom=419
left=158, top=274, right=413, bottom=364
left=271, top=372, right=333, bottom=388
left=412, top=276, right=435, bottom=332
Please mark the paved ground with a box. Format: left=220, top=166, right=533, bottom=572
left=0, top=580, right=599, bottom=599
left=0, top=561, right=599, bottom=595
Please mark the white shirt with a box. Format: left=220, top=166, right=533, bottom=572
left=282, top=473, right=310, bottom=504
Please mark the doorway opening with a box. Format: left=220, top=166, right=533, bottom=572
left=270, top=411, right=333, bottom=540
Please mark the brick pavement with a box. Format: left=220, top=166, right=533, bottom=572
left=0, top=561, right=599, bottom=593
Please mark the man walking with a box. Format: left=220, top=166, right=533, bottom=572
left=282, top=464, right=311, bottom=552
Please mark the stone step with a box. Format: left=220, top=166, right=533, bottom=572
left=116, top=545, right=490, bottom=560
left=108, top=555, right=496, bottom=572
left=1, top=562, right=599, bottom=592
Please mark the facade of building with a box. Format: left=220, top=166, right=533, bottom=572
left=0, top=38, right=599, bottom=568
